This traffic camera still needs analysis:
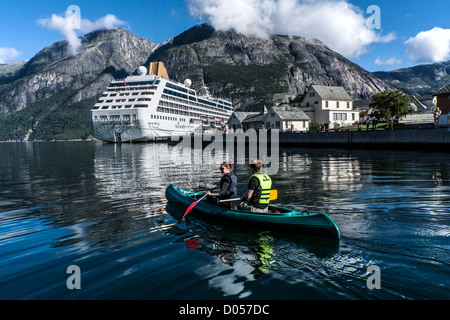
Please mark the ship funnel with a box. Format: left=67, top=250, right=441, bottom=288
left=148, top=61, right=169, bottom=80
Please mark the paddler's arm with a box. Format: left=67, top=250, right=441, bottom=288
left=243, top=177, right=257, bottom=200
left=243, top=189, right=254, bottom=200
left=207, top=182, right=229, bottom=197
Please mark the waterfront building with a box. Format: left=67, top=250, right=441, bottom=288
left=433, top=84, right=450, bottom=114
left=292, top=84, right=359, bottom=129
left=242, top=112, right=266, bottom=131
left=262, top=106, right=310, bottom=132
left=433, top=84, right=450, bottom=127
left=227, top=111, right=259, bottom=131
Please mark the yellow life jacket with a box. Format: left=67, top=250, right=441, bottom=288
left=250, top=174, right=272, bottom=204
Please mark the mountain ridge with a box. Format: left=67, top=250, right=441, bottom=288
left=147, top=24, right=389, bottom=110
left=1, top=24, right=391, bottom=140
left=373, top=61, right=450, bottom=96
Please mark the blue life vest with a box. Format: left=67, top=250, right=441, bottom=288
left=221, top=173, right=237, bottom=198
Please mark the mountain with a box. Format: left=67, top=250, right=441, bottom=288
left=0, top=60, right=27, bottom=81
left=0, top=28, right=158, bottom=140
left=0, top=24, right=390, bottom=141
left=148, top=24, right=389, bottom=110
left=373, top=61, right=450, bottom=97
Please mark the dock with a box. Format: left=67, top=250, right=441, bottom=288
left=166, top=128, right=450, bottom=151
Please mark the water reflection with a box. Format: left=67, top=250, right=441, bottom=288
left=1, top=142, right=450, bottom=299
left=166, top=201, right=340, bottom=299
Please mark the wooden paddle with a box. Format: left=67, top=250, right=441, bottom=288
left=183, top=184, right=219, bottom=218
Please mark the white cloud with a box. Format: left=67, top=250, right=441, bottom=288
left=187, top=0, right=396, bottom=58
left=374, top=56, right=403, bottom=67
left=0, top=47, right=21, bottom=64
left=405, top=27, right=450, bottom=63
left=80, top=14, right=127, bottom=33
left=37, top=11, right=126, bottom=56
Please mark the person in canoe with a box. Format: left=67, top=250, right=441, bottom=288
left=239, top=158, right=272, bottom=213
left=206, top=161, right=238, bottom=207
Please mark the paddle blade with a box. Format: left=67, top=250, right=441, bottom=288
left=183, top=201, right=198, bottom=217
left=269, top=190, right=278, bottom=201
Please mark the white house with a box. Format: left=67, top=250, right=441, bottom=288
left=227, top=111, right=259, bottom=131
left=293, top=84, right=359, bottom=129
left=262, top=106, right=310, bottom=132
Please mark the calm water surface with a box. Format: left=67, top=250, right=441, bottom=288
left=0, top=141, right=449, bottom=300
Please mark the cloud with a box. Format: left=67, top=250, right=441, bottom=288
left=187, top=0, right=396, bottom=58
left=0, top=47, right=21, bottom=64
left=405, top=27, right=450, bottom=63
left=37, top=10, right=126, bottom=56
left=80, top=14, right=127, bottom=33
left=374, top=57, right=403, bottom=67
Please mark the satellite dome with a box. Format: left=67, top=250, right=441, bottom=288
left=138, top=66, right=147, bottom=75
left=184, top=79, right=192, bottom=88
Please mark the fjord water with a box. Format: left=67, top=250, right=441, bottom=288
left=0, top=141, right=449, bottom=300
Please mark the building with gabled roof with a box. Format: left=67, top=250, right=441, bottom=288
left=292, top=84, right=359, bottom=129
left=432, top=84, right=450, bottom=127
left=262, top=106, right=310, bottom=132
left=227, top=111, right=259, bottom=131
left=433, top=84, right=450, bottom=115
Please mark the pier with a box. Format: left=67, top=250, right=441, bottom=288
left=167, top=128, right=450, bottom=151
left=278, top=127, right=450, bottom=150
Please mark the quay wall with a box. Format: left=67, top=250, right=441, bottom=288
left=279, top=128, right=450, bottom=149
left=169, top=128, right=450, bottom=151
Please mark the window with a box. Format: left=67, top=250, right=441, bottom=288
left=325, top=101, right=329, bottom=108
left=333, top=113, right=348, bottom=121
left=347, top=102, right=350, bottom=108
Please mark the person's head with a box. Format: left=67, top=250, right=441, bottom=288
left=250, top=158, right=262, bottom=173
left=220, top=162, right=232, bottom=175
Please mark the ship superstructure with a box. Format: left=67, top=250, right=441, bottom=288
left=91, top=62, right=233, bottom=142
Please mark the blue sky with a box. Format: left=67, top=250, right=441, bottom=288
left=1, top=0, right=449, bottom=72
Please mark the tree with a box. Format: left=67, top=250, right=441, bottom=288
left=369, top=90, right=414, bottom=122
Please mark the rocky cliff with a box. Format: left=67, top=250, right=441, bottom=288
left=0, top=24, right=390, bottom=141
left=148, top=24, right=390, bottom=110
left=0, top=28, right=157, bottom=140
left=373, top=61, right=450, bottom=97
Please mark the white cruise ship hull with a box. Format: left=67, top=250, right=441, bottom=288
left=92, top=120, right=196, bottom=142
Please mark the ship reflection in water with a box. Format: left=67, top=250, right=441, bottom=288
left=0, top=141, right=449, bottom=299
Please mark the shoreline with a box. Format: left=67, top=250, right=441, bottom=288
left=3, top=128, right=450, bottom=152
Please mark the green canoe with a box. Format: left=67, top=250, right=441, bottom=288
left=165, top=184, right=340, bottom=240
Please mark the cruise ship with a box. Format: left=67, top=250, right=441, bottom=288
left=91, top=62, right=234, bottom=142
